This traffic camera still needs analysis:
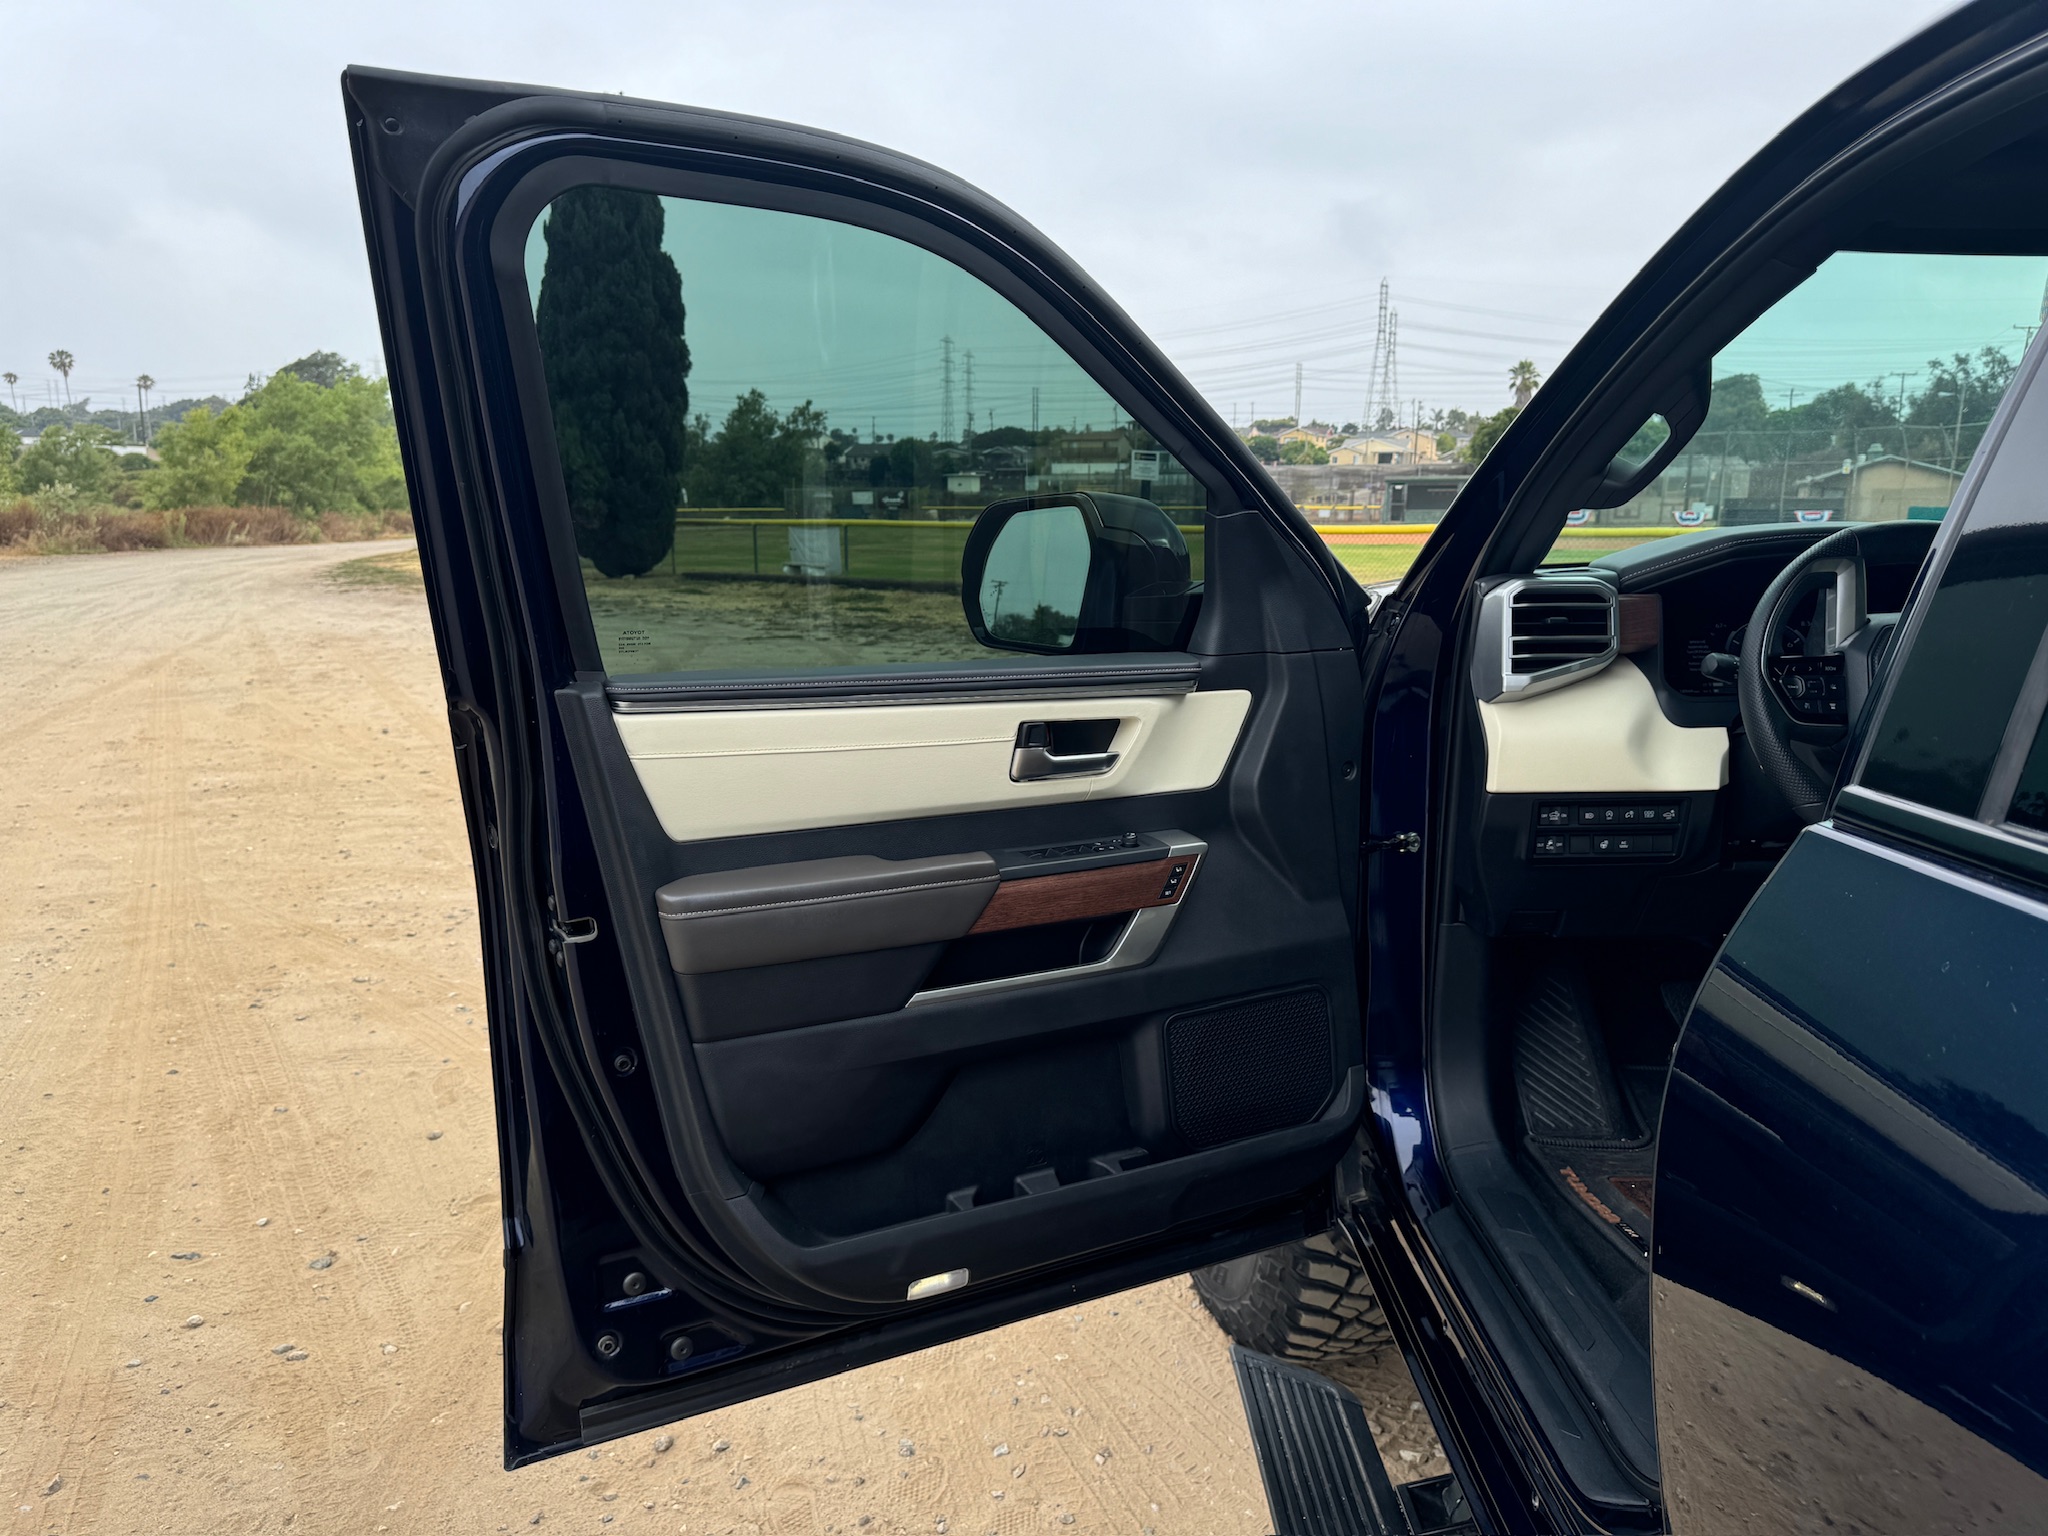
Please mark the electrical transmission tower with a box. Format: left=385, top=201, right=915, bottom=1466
left=940, top=336, right=956, bottom=442
left=1381, top=309, right=1400, bottom=430
left=1362, top=280, right=1400, bottom=430
left=963, top=350, right=976, bottom=443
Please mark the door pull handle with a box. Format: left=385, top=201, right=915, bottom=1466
left=1010, top=722, right=1119, bottom=782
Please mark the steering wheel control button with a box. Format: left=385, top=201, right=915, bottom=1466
left=1532, top=802, right=1684, bottom=858
left=1773, top=653, right=1848, bottom=720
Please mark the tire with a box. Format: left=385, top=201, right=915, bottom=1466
left=1192, top=1231, right=1393, bottom=1364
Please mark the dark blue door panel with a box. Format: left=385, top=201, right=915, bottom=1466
left=1654, top=824, right=2048, bottom=1527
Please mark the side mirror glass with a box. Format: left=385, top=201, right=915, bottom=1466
left=976, top=503, right=1092, bottom=651
left=962, top=492, right=1198, bottom=655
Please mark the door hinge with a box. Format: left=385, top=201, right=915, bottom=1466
left=1363, top=831, right=1421, bottom=855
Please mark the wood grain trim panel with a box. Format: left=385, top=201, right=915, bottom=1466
left=1617, top=592, right=1662, bottom=654
left=967, top=854, right=1199, bottom=934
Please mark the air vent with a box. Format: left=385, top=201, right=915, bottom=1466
left=1472, top=576, right=1618, bottom=702
left=1510, top=584, right=1615, bottom=673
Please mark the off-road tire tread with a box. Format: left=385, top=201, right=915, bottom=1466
left=1192, top=1233, right=1392, bottom=1364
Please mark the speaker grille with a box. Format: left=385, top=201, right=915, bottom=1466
left=1165, top=988, right=1334, bottom=1149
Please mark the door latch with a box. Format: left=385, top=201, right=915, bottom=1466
left=1363, top=831, right=1421, bottom=855
left=546, top=903, right=600, bottom=965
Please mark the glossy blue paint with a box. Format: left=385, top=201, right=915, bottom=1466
left=1654, top=823, right=2048, bottom=1522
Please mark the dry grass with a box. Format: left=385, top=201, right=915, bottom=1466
left=324, top=545, right=425, bottom=588
left=0, top=498, right=412, bottom=556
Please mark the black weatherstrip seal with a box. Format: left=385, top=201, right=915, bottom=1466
left=605, top=659, right=1204, bottom=711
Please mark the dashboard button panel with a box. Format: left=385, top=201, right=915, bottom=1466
left=1531, top=801, right=1685, bottom=859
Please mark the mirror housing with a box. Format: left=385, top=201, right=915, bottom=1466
left=1581, top=361, right=1713, bottom=508
left=962, top=492, right=1199, bottom=656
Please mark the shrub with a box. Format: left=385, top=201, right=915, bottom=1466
left=144, top=356, right=407, bottom=515
left=17, top=424, right=120, bottom=499
left=146, top=406, right=252, bottom=510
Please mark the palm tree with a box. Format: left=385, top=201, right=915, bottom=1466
left=48, top=350, right=74, bottom=406
left=2, top=372, right=16, bottom=411
left=136, top=374, right=156, bottom=445
left=1509, top=358, right=1541, bottom=409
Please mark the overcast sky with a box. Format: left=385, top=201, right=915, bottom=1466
left=2, top=1, right=1955, bottom=426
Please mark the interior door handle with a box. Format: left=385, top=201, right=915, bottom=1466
left=1010, top=721, right=1120, bottom=781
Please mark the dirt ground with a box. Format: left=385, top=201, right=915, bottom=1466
left=0, top=542, right=1443, bottom=1535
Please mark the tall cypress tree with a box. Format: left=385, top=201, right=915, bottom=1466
left=535, top=187, right=690, bottom=577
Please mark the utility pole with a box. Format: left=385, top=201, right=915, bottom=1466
left=939, top=336, right=955, bottom=443
left=1293, top=362, right=1303, bottom=427
left=1776, top=387, right=1799, bottom=520
left=1030, top=385, right=1039, bottom=436
left=1888, top=370, right=1914, bottom=460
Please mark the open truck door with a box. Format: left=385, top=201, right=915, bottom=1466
left=343, top=66, right=1375, bottom=1465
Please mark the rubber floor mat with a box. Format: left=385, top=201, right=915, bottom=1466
left=1514, top=958, right=1656, bottom=1261
left=1513, top=959, right=1634, bottom=1143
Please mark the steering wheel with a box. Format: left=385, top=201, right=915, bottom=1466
left=1738, top=520, right=1938, bottom=823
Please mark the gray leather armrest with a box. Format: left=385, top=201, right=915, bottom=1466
left=655, top=851, right=999, bottom=974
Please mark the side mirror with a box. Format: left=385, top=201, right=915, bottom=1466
left=961, top=492, right=1199, bottom=656
left=1582, top=361, right=1713, bottom=508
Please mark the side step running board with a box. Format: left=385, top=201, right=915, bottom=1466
left=1230, top=1346, right=1476, bottom=1535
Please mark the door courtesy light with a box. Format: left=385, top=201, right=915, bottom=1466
left=906, top=1269, right=969, bottom=1301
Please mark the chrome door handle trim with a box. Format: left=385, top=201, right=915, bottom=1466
left=1010, top=744, right=1119, bottom=782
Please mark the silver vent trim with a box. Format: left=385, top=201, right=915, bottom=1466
left=1470, top=575, right=1618, bottom=703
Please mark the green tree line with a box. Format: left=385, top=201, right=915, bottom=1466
left=0, top=351, right=405, bottom=514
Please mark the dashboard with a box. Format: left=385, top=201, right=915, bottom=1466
left=1654, top=545, right=1922, bottom=698
left=1453, top=521, right=1939, bottom=940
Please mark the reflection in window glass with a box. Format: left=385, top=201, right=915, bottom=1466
left=522, top=190, right=1205, bottom=676
left=1545, top=252, right=2048, bottom=566
left=2006, top=703, right=2048, bottom=832
left=1860, top=369, right=2048, bottom=818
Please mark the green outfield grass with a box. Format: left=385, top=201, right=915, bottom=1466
left=1316, top=524, right=1688, bottom=586
left=672, top=515, right=1686, bottom=592
left=670, top=516, right=1207, bottom=587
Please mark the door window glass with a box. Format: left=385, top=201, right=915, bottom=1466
left=1544, top=252, right=2048, bottom=565
left=1858, top=351, right=2048, bottom=817
left=521, top=189, right=1206, bottom=676
left=2003, top=707, right=2048, bottom=831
